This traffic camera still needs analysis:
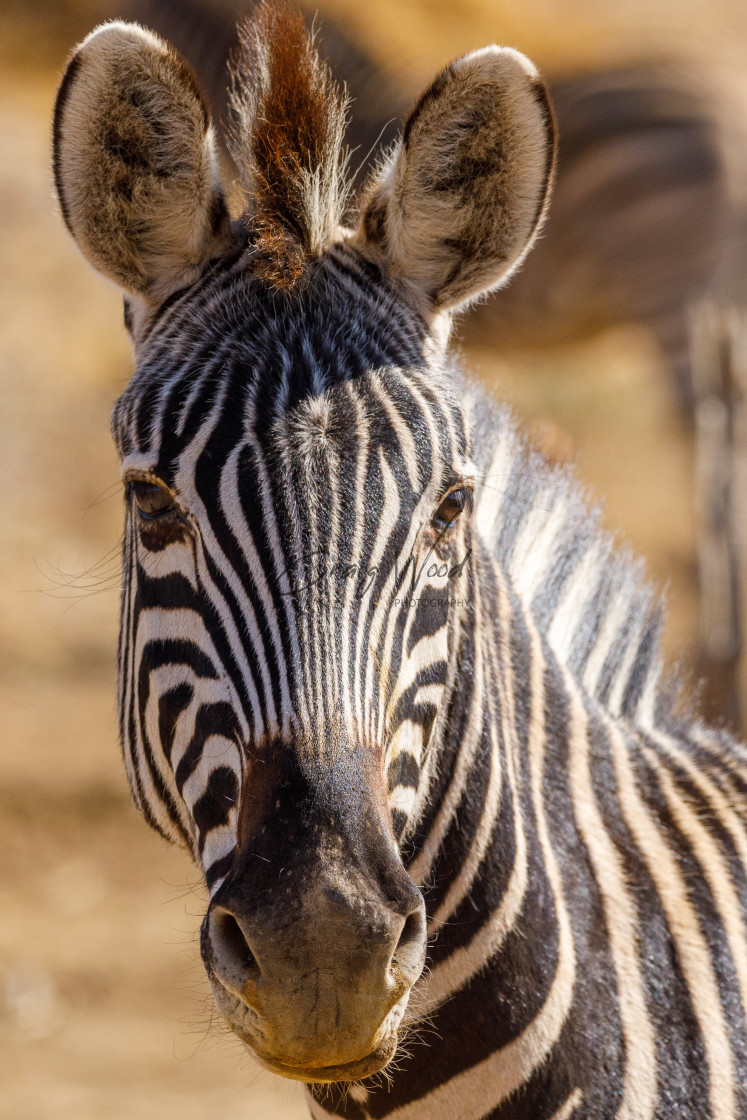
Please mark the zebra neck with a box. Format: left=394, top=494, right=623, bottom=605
left=471, top=391, right=666, bottom=729
left=404, top=549, right=560, bottom=1016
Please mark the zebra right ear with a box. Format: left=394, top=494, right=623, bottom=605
left=352, top=46, right=556, bottom=316
left=53, top=22, right=232, bottom=305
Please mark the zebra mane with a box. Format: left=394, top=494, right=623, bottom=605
left=470, top=384, right=675, bottom=727
left=228, top=3, right=350, bottom=288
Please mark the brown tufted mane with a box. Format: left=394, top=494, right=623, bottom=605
left=228, top=3, right=350, bottom=288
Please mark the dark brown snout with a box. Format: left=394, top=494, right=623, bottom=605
left=200, top=747, right=427, bottom=1082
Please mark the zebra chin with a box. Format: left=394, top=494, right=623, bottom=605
left=201, top=915, right=420, bottom=1083
left=205, top=976, right=408, bottom=1084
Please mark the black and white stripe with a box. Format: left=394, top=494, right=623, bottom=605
left=55, top=15, right=747, bottom=1113
left=113, top=242, right=747, bottom=1117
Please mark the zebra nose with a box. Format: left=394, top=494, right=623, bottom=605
left=389, top=901, right=427, bottom=980
left=204, top=907, right=261, bottom=998
left=203, top=884, right=427, bottom=1007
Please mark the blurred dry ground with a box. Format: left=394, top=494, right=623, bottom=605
left=1, top=0, right=746, bottom=1117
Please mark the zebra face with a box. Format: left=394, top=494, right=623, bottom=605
left=113, top=255, right=473, bottom=1079
left=54, top=4, right=555, bottom=1086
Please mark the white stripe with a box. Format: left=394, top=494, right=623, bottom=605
left=568, top=690, right=657, bottom=1119
left=608, top=722, right=736, bottom=1120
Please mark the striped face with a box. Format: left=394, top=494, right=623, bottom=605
left=55, top=11, right=555, bottom=1087
left=113, top=245, right=474, bottom=1078
left=114, top=245, right=472, bottom=875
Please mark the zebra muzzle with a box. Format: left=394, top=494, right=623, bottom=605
left=200, top=830, right=426, bottom=1081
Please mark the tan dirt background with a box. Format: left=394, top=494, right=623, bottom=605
left=2, top=1, right=747, bottom=1116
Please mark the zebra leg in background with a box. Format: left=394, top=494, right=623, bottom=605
left=652, top=306, right=699, bottom=420
left=689, top=299, right=747, bottom=734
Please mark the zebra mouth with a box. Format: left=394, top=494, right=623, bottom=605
left=248, top=1035, right=399, bottom=1083
left=205, top=956, right=409, bottom=1084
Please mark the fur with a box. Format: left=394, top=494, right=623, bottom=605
left=228, top=3, right=350, bottom=287
left=352, top=47, right=557, bottom=315
left=53, top=22, right=232, bottom=304
left=54, top=10, right=747, bottom=1116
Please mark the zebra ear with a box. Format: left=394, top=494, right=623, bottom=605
left=353, top=46, right=556, bottom=315
left=53, top=22, right=232, bottom=304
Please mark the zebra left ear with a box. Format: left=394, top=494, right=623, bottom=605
left=353, top=46, right=556, bottom=315
left=53, top=22, right=232, bottom=306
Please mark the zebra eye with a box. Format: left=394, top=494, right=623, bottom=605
left=433, top=487, right=472, bottom=531
left=130, top=481, right=175, bottom=521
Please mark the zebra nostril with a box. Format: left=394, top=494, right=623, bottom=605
left=210, top=908, right=259, bottom=984
left=392, top=906, right=427, bottom=978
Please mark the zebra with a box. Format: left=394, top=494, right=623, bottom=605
left=122, top=0, right=747, bottom=732
left=53, top=4, right=747, bottom=1117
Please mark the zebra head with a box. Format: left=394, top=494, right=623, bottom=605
left=53, top=4, right=555, bottom=1085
